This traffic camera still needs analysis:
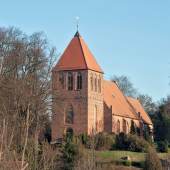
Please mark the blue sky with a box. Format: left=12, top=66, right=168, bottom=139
left=0, top=0, right=170, bottom=101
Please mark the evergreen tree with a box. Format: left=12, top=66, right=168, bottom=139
left=61, top=134, right=78, bottom=170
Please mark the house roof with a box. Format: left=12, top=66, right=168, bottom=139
left=53, top=31, right=103, bottom=73
left=127, top=97, right=153, bottom=125
left=103, top=80, right=139, bottom=120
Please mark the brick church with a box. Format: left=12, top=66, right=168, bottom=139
left=51, top=31, right=153, bottom=141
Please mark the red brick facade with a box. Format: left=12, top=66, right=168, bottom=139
left=51, top=32, right=153, bottom=141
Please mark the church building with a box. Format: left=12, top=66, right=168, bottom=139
left=51, top=31, right=153, bottom=141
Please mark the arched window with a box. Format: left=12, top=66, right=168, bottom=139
left=93, top=105, right=97, bottom=131
left=127, top=122, right=129, bottom=133
left=130, top=120, right=136, bottom=134
left=77, top=72, right=82, bottom=90
left=117, top=120, right=120, bottom=133
left=68, top=72, right=73, bottom=90
left=98, top=77, right=101, bottom=93
left=123, top=119, right=127, bottom=133
left=59, top=72, right=64, bottom=89
left=94, top=76, right=97, bottom=92
left=90, top=74, right=93, bottom=91
left=65, top=105, right=74, bottom=124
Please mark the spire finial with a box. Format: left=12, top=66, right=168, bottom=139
left=75, top=16, right=79, bottom=31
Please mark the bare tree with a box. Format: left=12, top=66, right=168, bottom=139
left=0, top=27, right=58, bottom=170
left=111, top=75, right=137, bottom=97
left=137, top=94, right=157, bottom=114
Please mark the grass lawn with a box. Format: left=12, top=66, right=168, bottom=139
left=96, top=150, right=170, bottom=162
left=96, top=150, right=145, bottom=162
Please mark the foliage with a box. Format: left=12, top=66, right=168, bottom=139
left=78, top=132, right=116, bottom=151
left=115, top=133, right=129, bottom=150
left=78, top=133, right=89, bottom=145
left=94, top=132, right=116, bottom=150
left=157, top=140, right=169, bottom=153
left=61, top=135, right=79, bottom=170
left=0, top=26, right=57, bottom=170
left=115, top=133, right=150, bottom=152
left=128, top=135, right=150, bottom=152
left=145, top=147, right=162, bottom=170
left=115, top=160, right=131, bottom=166
left=153, top=111, right=170, bottom=143
left=143, top=125, right=153, bottom=144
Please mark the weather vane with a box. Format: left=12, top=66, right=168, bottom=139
left=75, top=16, right=80, bottom=31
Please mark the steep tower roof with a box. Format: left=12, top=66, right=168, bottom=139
left=53, top=31, right=103, bottom=73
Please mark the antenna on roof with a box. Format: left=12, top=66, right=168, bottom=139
left=75, top=16, right=80, bottom=31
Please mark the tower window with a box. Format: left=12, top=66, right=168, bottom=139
left=68, top=72, right=73, bottom=90
left=77, top=72, right=82, bottom=90
left=90, top=75, right=93, bottom=91
left=98, top=77, right=101, bottom=93
left=65, top=104, right=74, bottom=124
left=59, top=72, right=64, bottom=89
left=94, top=76, right=97, bottom=92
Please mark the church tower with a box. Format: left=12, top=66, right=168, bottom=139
left=52, top=32, right=104, bottom=141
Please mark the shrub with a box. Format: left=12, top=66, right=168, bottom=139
left=61, top=137, right=79, bottom=170
left=122, top=160, right=131, bottom=166
left=131, top=161, right=145, bottom=168
left=128, top=135, right=150, bottom=152
left=80, top=133, right=88, bottom=145
left=115, top=160, right=131, bottom=167
left=95, top=132, right=116, bottom=150
left=115, top=132, right=129, bottom=150
left=157, top=140, right=169, bottom=153
left=115, top=133, right=150, bottom=152
left=78, top=132, right=116, bottom=150
left=145, top=147, right=162, bottom=170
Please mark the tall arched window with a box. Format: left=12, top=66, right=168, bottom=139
left=90, top=74, right=93, bottom=91
left=93, top=105, right=97, bottom=131
left=65, top=105, right=74, bottom=124
left=123, top=119, right=127, bottom=133
left=77, top=72, right=82, bottom=90
left=59, top=72, right=64, bottom=89
left=98, top=77, right=101, bottom=93
left=117, top=120, right=120, bottom=133
left=94, top=76, right=97, bottom=92
left=127, top=122, right=129, bottom=133
left=130, top=120, right=136, bottom=134
left=68, top=72, right=73, bottom=90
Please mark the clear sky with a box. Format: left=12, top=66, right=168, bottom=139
left=0, top=0, right=170, bottom=101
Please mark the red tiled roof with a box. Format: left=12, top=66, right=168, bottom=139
left=127, top=97, right=153, bottom=125
left=103, top=80, right=139, bottom=120
left=53, top=32, right=103, bottom=73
